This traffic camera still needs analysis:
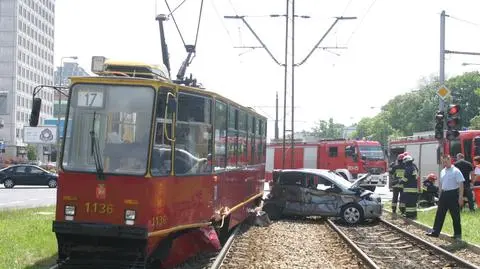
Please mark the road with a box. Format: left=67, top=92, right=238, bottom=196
left=0, top=186, right=56, bottom=210
left=0, top=183, right=391, bottom=211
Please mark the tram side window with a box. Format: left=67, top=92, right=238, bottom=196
left=261, top=120, right=267, bottom=162
left=255, top=118, right=261, bottom=163
left=174, top=93, right=213, bottom=175
left=154, top=91, right=173, bottom=146
left=249, top=115, right=256, bottom=165
left=152, top=90, right=174, bottom=176
left=214, top=101, right=227, bottom=171
left=227, top=105, right=238, bottom=169
left=238, top=110, right=247, bottom=166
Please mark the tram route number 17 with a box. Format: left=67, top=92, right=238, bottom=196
left=78, top=91, right=104, bottom=108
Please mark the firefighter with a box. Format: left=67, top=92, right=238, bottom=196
left=389, top=153, right=406, bottom=214
left=419, top=173, right=439, bottom=207
left=401, top=155, right=418, bottom=219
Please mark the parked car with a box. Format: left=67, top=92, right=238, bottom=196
left=0, top=164, right=58, bottom=188
left=263, top=169, right=382, bottom=224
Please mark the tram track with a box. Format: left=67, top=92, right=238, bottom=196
left=206, top=217, right=367, bottom=269
left=327, top=218, right=480, bottom=269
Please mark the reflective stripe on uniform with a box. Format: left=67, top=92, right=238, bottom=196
left=403, top=188, right=418, bottom=193
left=405, top=207, right=417, bottom=212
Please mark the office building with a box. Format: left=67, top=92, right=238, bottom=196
left=0, top=0, right=56, bottom=158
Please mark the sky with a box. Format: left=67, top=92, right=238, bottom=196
left=54, top=0, right=480, bottom=140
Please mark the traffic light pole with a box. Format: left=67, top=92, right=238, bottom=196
left=439, top=10, right=446, bottom=156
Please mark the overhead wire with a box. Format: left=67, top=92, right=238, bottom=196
left=448, top=14, right=480, bottom=28
left=211, top=0, right=235, bottom=47
left=164, top=0, right=187, bottom=47
left=164, top=0, right=204, bottom=48
left=345, top=0, right=377, bottom=46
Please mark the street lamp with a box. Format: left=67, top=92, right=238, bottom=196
left=57, top=56, right=77, bottom=168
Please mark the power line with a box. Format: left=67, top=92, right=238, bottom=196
left=341, top=0, right=353, bottom=17
left=211, top=0, right=235, bottom=47
left=228, top=0, right=239, bottom=16
left=449, top=14, right=480, bottom=28
left=345, top=0, right=377, bottom=45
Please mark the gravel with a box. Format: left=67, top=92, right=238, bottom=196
left=220, top=218, right=368, bottom=269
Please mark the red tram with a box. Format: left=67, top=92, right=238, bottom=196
left=28, top=19, right=267, bottom=269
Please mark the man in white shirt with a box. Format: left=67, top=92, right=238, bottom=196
left=426, top=154, right=464, bottom=240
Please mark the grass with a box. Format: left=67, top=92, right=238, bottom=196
left=0, top=206, right=58, bottom=269
left=382, top=201, right=480, bottom=245
left=416, top=208, right=480, bottom=245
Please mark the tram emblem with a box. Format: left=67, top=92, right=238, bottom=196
left=96, top=184, right=106, bottom=199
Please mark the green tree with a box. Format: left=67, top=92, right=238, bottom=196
left=26, top=144, right=37, bottom=160
left=311, top=118, right=345, bottom=139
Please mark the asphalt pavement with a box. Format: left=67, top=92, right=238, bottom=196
left=0, top=182, right=392, bottom=211
left=0, top=186, right=56, bottom=210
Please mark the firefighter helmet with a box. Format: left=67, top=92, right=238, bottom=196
left=427, top=173, right=437, bottom=181
left=397, top=153, right=405, bottom=161
left=403, top=155, right=413, bottom=162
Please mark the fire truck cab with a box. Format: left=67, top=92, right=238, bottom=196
left=266, top=139, right=388, bottom=191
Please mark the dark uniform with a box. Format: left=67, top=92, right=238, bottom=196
left=402, top=158, right=418, bottom=219
left=421, top=179, right=438, bottom=205
left=454, top=158, right=475, bottom=211
left=390, top=161, right=405, bottom=214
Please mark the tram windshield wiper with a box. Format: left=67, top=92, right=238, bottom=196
left=90, top=112, right=105, bottom=180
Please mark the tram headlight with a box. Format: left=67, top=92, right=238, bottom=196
left=125, top=209, right=136, bottom=220
left=65, top=205, right=75, bottom=216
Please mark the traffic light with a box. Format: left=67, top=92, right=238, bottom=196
left=446, top=104, right=460, bottom=140
left=434, top=111, right=444, bottom=139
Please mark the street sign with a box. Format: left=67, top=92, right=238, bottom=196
left=437, top=85, right=451, bottom=99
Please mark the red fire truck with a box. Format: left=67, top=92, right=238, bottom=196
left=388, top=130, right=480, bottom=186
left=266, top=138, right=389, bottom=191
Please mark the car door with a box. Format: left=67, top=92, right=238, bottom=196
left=12, top=166, right=29, bottom=185
left=277, top=172, right=308, bottom=215
left=27, top=166, right=48, bottom=186
left=308, top=175, right=339, bottom=216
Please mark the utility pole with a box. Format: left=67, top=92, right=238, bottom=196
left=282, top=0, right=289, bottom=169
left=290, top=0, right=295, bottom=168
left=275, top=92, right=279, bottom=139
left=225, top=6, right=356, bottom=169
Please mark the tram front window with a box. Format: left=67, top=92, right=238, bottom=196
left=62, top=84, right=155, bottom=176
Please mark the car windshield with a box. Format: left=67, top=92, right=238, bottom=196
left=326, top=171, right=353, bottom=190
left=359, top=145, right=384, bottom=160
left=62, top=83, right=155, bottom=176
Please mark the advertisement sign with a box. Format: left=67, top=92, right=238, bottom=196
left=23, top=126, right=57, bottom=144
left=44, top=119, right=67, bottom=138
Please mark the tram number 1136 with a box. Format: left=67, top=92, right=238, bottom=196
left=85, top=202, right=113, bottom=214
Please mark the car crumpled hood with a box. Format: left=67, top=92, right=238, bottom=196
left=350, top=173, right=370, bottom=188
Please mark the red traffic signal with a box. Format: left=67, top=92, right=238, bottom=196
left=448, top=104, right=460, bottom=115
left=447, top=118, right=459, bottom=128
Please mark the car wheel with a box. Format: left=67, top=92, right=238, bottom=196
left=341, top=203, right=364, bottom=225
left=47, top=179, right=57, bottom=188
left=263, top=202, right=283, bottom=220
left=4, top=178, right=14, bottom=188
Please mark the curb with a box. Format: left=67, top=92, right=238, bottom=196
left=383, top=208, right=480, bottom=254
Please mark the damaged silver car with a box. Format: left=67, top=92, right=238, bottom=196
left=263, top=169, right=383, bottom=224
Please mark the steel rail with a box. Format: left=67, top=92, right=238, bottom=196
left=325, top=219, right=380, bottom=269
left=380, top=218, right=480, bottom=269
left=210, top=224, right=242, bottom=269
